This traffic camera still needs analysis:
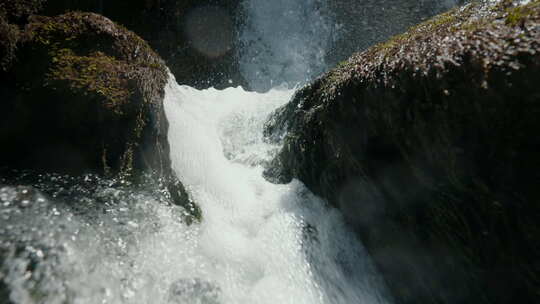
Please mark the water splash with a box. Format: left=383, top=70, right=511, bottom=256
left=238, top=0, right=337, bottom=91
left=237, top=0, right=463, bottom=92
left=0, top=73, right=393, bottom=303
left=0, top=174, right=202, bottom=304
left=164, top=74, right=391, bottom=303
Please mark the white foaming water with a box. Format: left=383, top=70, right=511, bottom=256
left=0, top=75, right=390, bottom=304
left=239, top=0, right=337, bottom=91
left=163, top=74, right=390, bottom=304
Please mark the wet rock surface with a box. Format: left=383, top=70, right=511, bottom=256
left=266, top=1, right=540, bottom=303
left=40, top=0, right=246, bottom=89
left=1, top=11, right=166, bottom=175
left=0, top=0, right=44, bottom=70
left=0, top=9, right=199, bottom=217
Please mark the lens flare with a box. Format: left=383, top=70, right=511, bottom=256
left=184, top=6, right=234, bottom=58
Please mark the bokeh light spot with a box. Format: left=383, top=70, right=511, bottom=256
left=184, top=6, right=234, bottom=58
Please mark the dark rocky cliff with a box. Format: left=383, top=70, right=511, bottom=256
left=266, top=0, right=540, bottom=303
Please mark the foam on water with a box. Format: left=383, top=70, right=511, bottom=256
left=164, top=74, right=390, bottom=303
left=1, top=175, right=203, bottom=304
left=0, top=75, right=390, bottom=303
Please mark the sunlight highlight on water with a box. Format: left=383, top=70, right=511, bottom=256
left=0, top=74, right=391, bottom=303
left=164, top=74, right=391, bottom=304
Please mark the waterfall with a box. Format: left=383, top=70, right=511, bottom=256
left=0, top=74, right=391, bottom=303
left=238, top=0, right=336, bottom=91
left=163, top=75, right=391, bottom=303
left=1, top=0, right=468, bottom=302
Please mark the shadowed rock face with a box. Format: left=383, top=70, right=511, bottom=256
left=0, top=10, right=200, bottom=218
left=265, top=1, right=540, bottom=303
left=0, top=0, right=45, bottom=70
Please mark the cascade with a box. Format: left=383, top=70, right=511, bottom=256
left=1, top=0, right=466, bottom=302
left=0, top=75, right=390, bottom=303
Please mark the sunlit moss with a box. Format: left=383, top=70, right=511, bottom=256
left=506, top=0, right=540, bottom=26
left=47, top=49, right=132, bottom=113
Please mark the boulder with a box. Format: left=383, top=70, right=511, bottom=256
left=0, top=11, right=200, bottom=219
left=266, top=0, right=540, bottom=303
left=40, top=0, right=246, bottom=89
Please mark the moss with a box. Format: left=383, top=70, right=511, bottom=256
left=321, top=0, right=540, bottom=93
left=25, top=12, right=165, bottom=68
left=0, top=0, right=45, bottom=21
left=46, top=49, right=132, bottom=113
left=323, top=0, right=538, bottom=81
left=8, top=12, right=164, bottom=121
left=367, top=6, right=463, bottom=60
left=0, top=0, right=47, bottom=71
left=506, top=0, right=540, bottom=26
left=0, top=11, right=198, bottom=219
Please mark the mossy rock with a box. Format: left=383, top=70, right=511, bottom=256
left=266, top=0, right=540, bottom=303
left=0, top=11, right=200, bottom=220
left=1, top=11, right=165, bottom=175
left=38, top=0, right=246, bottom=89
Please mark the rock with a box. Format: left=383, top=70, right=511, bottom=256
left=0, top=12, right=18, bottom=71
left=265, top=0, right=540, bottom=303
left=0, top=185, right=57, bottom=304
left=0, top=0, right=45, bottom=70
left=0, top=0, right=45, bottom=22
left=0, top=11, right=200, bottom=219
left=40, top=0, right=246, bottom=89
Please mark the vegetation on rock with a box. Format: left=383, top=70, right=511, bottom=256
left=0, top=11, right=200, bottom=220
left=39, top=0, right=246, bottom=89
left=0, top=0, right=45, bottom=21
left=265, top=0, right=540, bottom=303
left=0, top=13, right=19, bottom=71
left=0, top=0, right=45, bottom=70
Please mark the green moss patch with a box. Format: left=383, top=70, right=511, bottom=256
left=0, top=11, right=197, bottom=218
left=506, top=0, right=540, bottom=26
left=47, top=49, right=132, bottom=113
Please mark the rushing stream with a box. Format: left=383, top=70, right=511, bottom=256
left=0, top=75, right=390, bottom=303
left=163, top=76, right=390, bottom=303
left=0, top=0, right=467, bottom=302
